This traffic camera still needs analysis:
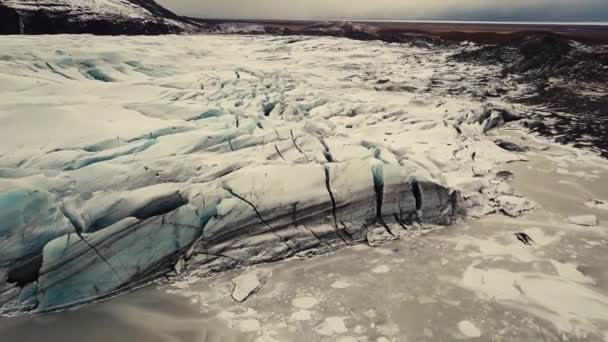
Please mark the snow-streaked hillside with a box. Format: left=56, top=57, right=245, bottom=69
left=0, top=0, right=199, bottom=34
left=4, top=0, right=153, bottom=19
left=0, top=33, right=582, bottom=315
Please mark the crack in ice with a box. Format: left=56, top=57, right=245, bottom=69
left=223, top=187, right=293, bottom=251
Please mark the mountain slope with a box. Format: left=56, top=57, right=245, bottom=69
left=0, top=0, right=200, bottom=35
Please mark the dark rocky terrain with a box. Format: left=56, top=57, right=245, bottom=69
left=196, top=18, right=608, bottom=44
left=453, top=33, right=608, bottom=157
left=274, top=21, right=449, bottom=47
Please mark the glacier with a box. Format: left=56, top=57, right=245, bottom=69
left=0, top=34, right=536, bottom=315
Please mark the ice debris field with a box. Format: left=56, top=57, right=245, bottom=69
left=0, top=34, right=553, bottom=314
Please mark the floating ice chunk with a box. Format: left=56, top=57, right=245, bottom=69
left=331, top=280, right=350, bottom=289
left=292, top=296, right=319, bottom=309
left=231, top=269, right=263, bottom=302
left=458, top=320, right=482, bottom=338
left=238, top=319, right=261, bottom=332
left=585, top=200, right=608, bottom=211
left=372, top=265, right=390, bottom=274
left=568, top=215, right=598, bottom=227
left=316, top=316, right=348, bottom=336
left=291, top=310, right=313, bottom=321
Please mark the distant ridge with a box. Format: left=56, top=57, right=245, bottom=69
left=358, top=20, right=608, bottom=26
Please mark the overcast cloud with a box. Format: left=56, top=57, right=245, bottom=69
left=156, top=0, right=608, bottom=22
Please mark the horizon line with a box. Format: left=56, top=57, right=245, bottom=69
left=191, top=17, right=608, bottom=26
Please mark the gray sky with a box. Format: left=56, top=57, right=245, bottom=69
left=156, top=0, right=608, bottom=22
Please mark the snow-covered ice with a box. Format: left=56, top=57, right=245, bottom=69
left=0, top=34, right=557, bottom=314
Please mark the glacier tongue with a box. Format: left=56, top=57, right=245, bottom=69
left=0, top=34, right=531, bottom=315
left=2, top=162, right=462, bottom=313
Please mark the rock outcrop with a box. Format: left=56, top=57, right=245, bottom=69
left=452, top=33, right=608, bottom=158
